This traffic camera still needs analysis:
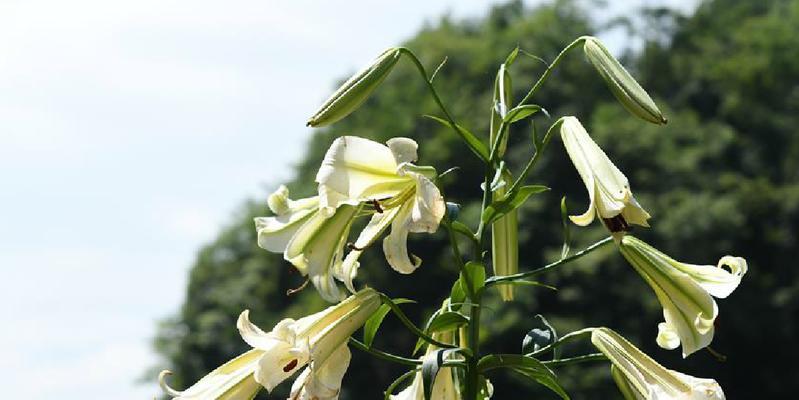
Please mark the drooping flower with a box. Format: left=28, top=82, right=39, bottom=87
left=560, top=116, right=650, bottom=232
left=618, top=235, right=747, bottom=357
left=237, top=288, right=380, bottom=393
left=255, top=185, right=361, bottom=302
left=159, top=289, right=379, bottom=399
left=591, top=327, right=725, bottom=399
left=316, top=136, right=445, bottom=275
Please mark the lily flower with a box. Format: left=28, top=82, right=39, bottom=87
left=255, top=185, right=362, bottom=302
left=560, top=116, right=650, bottom=232
left=316, top=136, right=445, bottom=274
left=158, top=351, right=263, bottom=400
left=618, top=235, right=747, bottom=357
left=158, top=289, right=379, bottom=399
left=591, top=328, right=725, bottom=399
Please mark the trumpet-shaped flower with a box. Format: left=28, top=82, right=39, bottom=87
left=237, top=288, right=379, bottom=392
left=560, top=116, right=650, bottom=231
left=158, top=350, right=263, bottom=400
left=159, top=289, right=378, bottom=399
left=316, top=136, right=445, bottom=274
left=591, top=328, right=725, bottom=399
left=255, top=185, right=362, bottom=302
left=618, top=236, right=747, bottom=357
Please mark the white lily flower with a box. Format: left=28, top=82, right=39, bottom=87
left=237, top=288, right=380, bottom=393
left=316, top=136, right=445, bottom=275
left=591, top=328, right=725, bottom=399
left=158, top=350, right=263, bottom=400
left=389, top=367, right=461, bottom=400
left=618, top=235, right=747, bottom=357
left=560, top=116, right=650, bottom=231
left=255, top=185, right=362, bottom=302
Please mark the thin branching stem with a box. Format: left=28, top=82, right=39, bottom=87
left=486, top=237, right=614, bottom=286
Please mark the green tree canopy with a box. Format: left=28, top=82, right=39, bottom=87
left=153, top=0, right=799, bottom=397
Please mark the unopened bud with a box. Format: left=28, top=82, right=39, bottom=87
left=307, top=47, right=402, bottom=127
left=583, top=37, right=666, bottom=125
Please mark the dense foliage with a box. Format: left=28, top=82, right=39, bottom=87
left=152, top=0, right=799, bottom=397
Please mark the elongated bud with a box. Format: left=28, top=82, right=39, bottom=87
left=307, top=47, right=402, bottom=127
left=583, top=36, right=666, bottom=125
left=491, top=171, right=518, bottom=301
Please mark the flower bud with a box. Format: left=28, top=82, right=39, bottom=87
left=583, top=36, right=666, bottom=125
left=307, top=47, right=402, bottom=127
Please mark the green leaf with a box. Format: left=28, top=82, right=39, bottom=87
left=422, top=348, right=459, bottom=400
left=482, top=185, right=550, bottom=225
left=364, top=298, right=416, bottom=348
left=460, top=261, right=486, bottom=298
left=504, top=104, right=542, bottom=123
left=522, top=315, right=559, bottom=359
left=560, top=197, right=571, bottom=259
left=363, top=304, right=391, bottom=348
left=449, top=278, right=466, bottom=306
left=478, top=354, right=569, bottom=399
left=424, top=114, right=489, bottom=162
left=504, top=46, right=520, bottom=66
left=427, top=311, right=469, bottom=334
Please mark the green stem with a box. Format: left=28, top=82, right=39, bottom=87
left=380, top=294, right=457, bottom=350
left=349, top=337, right=421, bottom=366
left=464, top=294, right=482, bottom=400
left=543, top=353, right=607, bottom=367
left=486, top=237, right=614, bottom=286
left=518, top=37, right=587, bottom=106
left=399, top=48, right=489, bottom=163
left=528, top=328, right=596, bottom=357
left=505, top=118, right=564, bottom=195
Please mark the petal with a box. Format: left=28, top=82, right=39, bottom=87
left=254, top=343, right=309, bottom=392
left=386, top=137, right=419, bottom=164
left=620, top=194, right=651, bottom=227
left=284, top=205, right=359, bottom=292
left=237, top=310, right=294, bottom=349
left=668, top=256, right=747, bottom=299
left=293, top=344, right=352, bottom=400
left=408, top=173, right=445, bottom=233
left=382, top=203, right=422, bottom=274
left=316, top=136, right=409, bottom=206
left=619, top=236, right=718, bottom=357
left=670, top=371, right=726, bottom=400
left=656, top=322, right=680, bottom=350
left=560, top=117, right=642, bottom=222
left=159, top=350, right=263, bottom=400
left=569, top=191, right=597, bottom=226
left=333, top=208, right=401, bottom=293
left=254, top=208, right=317, bottom=254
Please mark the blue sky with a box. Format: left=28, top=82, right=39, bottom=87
left=0, top=1, right=694, bottom=398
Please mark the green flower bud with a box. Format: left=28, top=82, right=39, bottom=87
left=583, top=36, right=667, bottom=125
left=307, top=47, right=402, bottom=127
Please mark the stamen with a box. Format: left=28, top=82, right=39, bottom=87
left=706, top=346, right=727, bottom=362
left=371, top=199, right=384, bottom=213
left=158, top=370, right=184, bottom=396
left=602, top=215, right=631, bottom=233
left=283, top=359, right=299, bottom=372
left=286, top=277, right=310, bottom=296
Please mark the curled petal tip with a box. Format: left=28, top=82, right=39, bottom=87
left=158, top=370, right=183, bottom=397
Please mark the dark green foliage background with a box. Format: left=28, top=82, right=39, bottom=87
left=152, top=0, right=799, bottom=397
